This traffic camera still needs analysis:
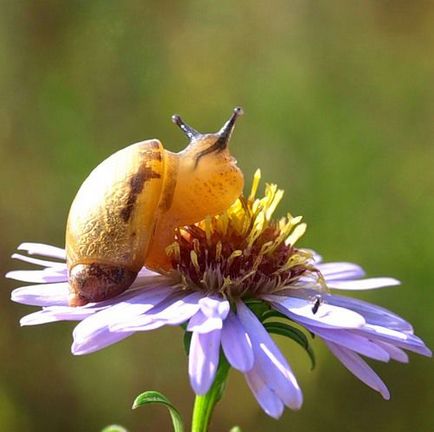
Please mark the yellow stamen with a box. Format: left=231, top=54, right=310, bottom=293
left=248, top=168, right=261, bottom=202
left=204, top=216, right=212, bottom=246
left=190, top=250, right=200, bottom=273
left=167, top=170, right=324, bottom=299
left=285, top=223, right=307, bottom=246
left=215, top=241, right=222, bottom=261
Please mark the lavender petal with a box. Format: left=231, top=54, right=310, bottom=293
left=140, top=292, right=202, bottom=322
left=21, top=305, right=104, bottom=325
left=355, top=325, right=432, bottom=357
left=111, top=292, right=202, bottom=331
left=198, top=296, right=230, bottom=320
left=220, top=311, right=254, bottom=372
left=189, top=329, right=221, bottom=395
left=72, top=328, right=134, bottom=355
left=11, top=283, right=69, bottom=306
left=245, top=368, right=284, bottom=419
left=187, top=296, right=230, bottom=333
left=11, top=253, right=66, bottom=269
left=6, top=269, right=68, bottom=283
left=316, top=262, right=365, bottom=281
left=307, top=326, right=390, bottom=361
left=187, top=310, right=223, bottom=333
left=72, top=288, right=174, bottom=353
left=327, top=277, right=400, bottom=290
left=326, top=294, right=413, bottom=332
left=266, top=295, right=365, bottom=329
left=98, top=287, right=174, bottom=325
left=325, top=341, right=390, bottom=399
left=375, top=341, right=409, bottom=363
left=17, top=242, right=66, bottom=260
left=136, top=267, right=161, bottom=278
left=237, top=302, right=303, bottom=410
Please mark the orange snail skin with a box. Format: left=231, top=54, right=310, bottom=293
left=65, top=108, right=244, bottom=306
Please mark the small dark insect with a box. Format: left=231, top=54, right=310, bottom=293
left=311, top=295, right=322, bottom=315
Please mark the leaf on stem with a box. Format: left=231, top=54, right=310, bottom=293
left=101, top=425, right=129, bottom=432
left=264, top=321, right=316, bottom=369
left=133, top=390, right=184, bottom=432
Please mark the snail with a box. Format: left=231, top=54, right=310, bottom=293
left=66, top=108, right=244, bottom=306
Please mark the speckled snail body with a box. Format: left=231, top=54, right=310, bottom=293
left=66, top=108, right=244, bottom=306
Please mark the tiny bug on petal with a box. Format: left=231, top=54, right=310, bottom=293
left=311, top=294, right=323, bottom=315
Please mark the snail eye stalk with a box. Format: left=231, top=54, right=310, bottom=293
left=192, top=107, right=244, bottom=167
left=171, top=115, right=200, bottom=141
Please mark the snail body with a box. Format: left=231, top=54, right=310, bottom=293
left=66, top=108, right=244, bottom=306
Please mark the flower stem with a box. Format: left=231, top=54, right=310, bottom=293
left=191, top=356, right=231, bottom=432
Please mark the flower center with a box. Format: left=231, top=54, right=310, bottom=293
left=166, top=170, right=323, bottom=300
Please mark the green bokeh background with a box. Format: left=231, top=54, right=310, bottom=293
left=1, top=1, right=433, bottom=431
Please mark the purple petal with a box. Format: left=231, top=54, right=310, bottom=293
left=326, top=294, right=413, bottom=332
left=316, top=262, right=365, bottom=281
left=136, top=267, right=160, bottom=278
left=189, top=329, right=221, bottom=394
left=100, top=287, right=174, bottom=324
left=72, top=329, right=134, bottom=355
left=143, top=292, right=203, bottom=322
left=11, top=253, right=66, bottom=269
left=355, top=325, right=432, bottom=357
left=266, top=295, right=365, bottom=329
left=6, top=269, right=68, bottom=283
left=20, top=305, right=105, bottom=325
left=327, top=277, right=400, bottom=290
left=11, top=283, right=69, bottom=306
left=72, top=288, right=174, bottom=354
left=111, top=292, right=202, bottom=331
left=112, top=317, right=171, bottom=333
left=375, top=341, right=409, bottom=363
left=17, top=242, right=66, bottom=260
left=221, top=311, right=254, bottom=372
left=20, top=310, right=66, bottom=326
left=325, top=341, right=390, bottom=399
left=187, top=296, right=230, bottom=333
left=187, top=310, right=223, bottom=333
left=199, top=296, right=230, bottom=320
left=237, top=302, right=303, bottom=410
left=307, top=326, right=390, bottom=361
left=245, top=369, right=284, bottom=418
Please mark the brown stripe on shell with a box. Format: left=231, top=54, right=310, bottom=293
left=148, top=151, right=162, bottom=161
left=120, top=163, right=161, bottom=222
left=156, top=153, right=178, bottom=212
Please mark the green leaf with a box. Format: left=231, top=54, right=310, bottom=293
left=264, top=322, right=316, bottom=369
left=183, top=329, right=193, bottom=355
left=260, top=309, right=291, bottom=322
left=133, top=391, right=184, bottom=432
left=245, top=299, right=269, bottom=317
left=101, top=426, right=128, bottom=432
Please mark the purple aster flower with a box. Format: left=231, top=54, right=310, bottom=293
left=8, top=171, right=431, bottom=419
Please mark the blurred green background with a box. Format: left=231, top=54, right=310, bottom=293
left=1, top=1, right=433, bottom=431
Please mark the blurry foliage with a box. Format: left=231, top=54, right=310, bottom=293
left=1, top=1, right=433, bottom=431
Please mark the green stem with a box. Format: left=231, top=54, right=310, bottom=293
left=191, top=356, right=231, bottom=432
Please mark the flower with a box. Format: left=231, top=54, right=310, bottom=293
left=8, top=170, right=431, bottom=419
